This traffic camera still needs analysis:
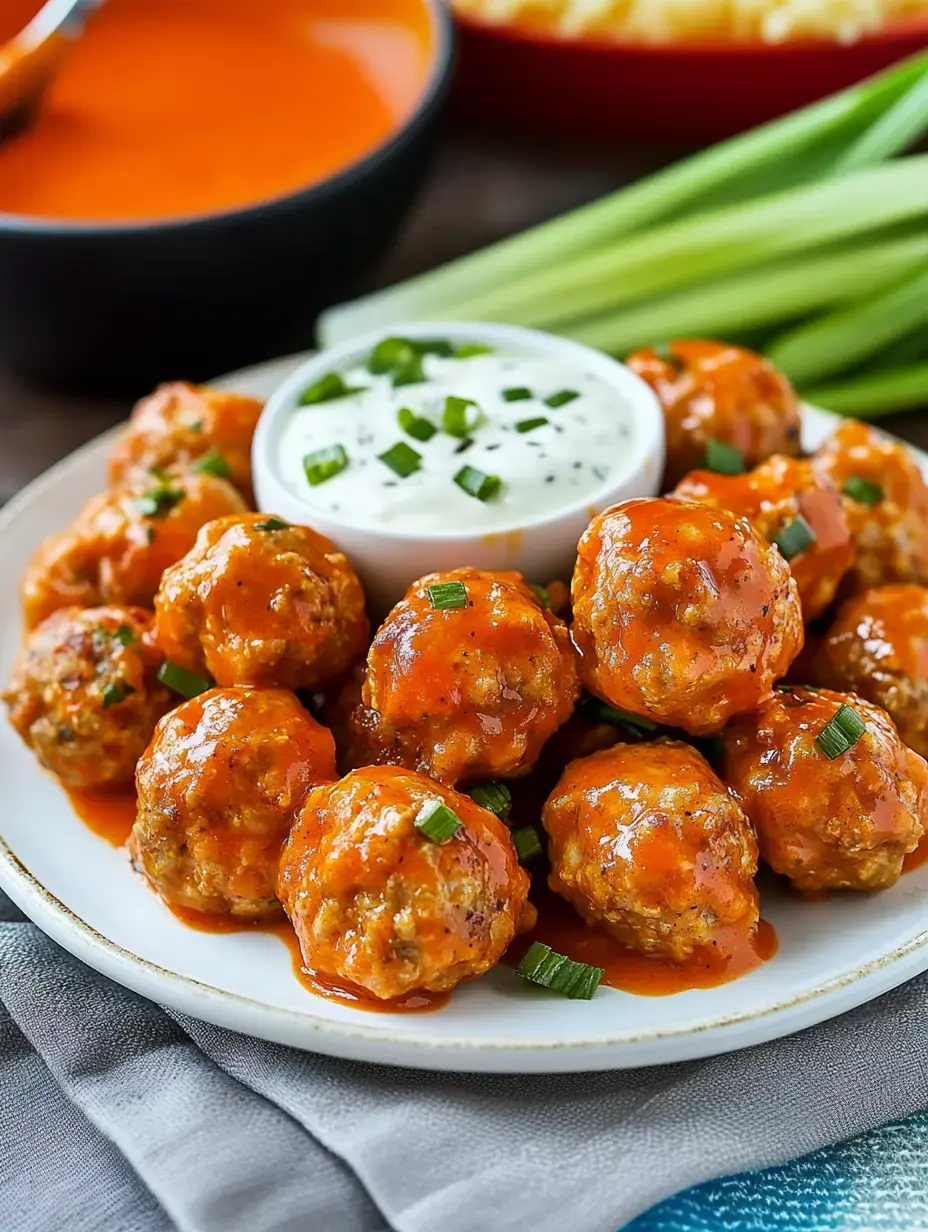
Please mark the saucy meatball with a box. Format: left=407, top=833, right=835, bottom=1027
left=131, top=687, right=336, bottom=919
left=22, top=473, right=246, bottom=630
left=3, top=605, right=172, bottom=789
left=813, top=420, right=928, bottom=597
left=543, top=741, right=759, bottom=960
left=278, top=765, right=533, bottom=1000
left=349, top=568, right=579, bottom=785
left=626, top=340, right=801, bottom=489
left=723, top=686, right=927, bottom=892
left=571, top=498, right=803, bottom=735
left=674, top=455, right=853, bottom=621
left=108, top=381, right=263, bottom=503
left=154, top=514, right=369, bottom=691
left=810, top=585, right=928, bottom=759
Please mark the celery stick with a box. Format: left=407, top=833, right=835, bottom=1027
left=320, top=51, right=928, bottom=346
left=832, top=69, right=928, bottom=175
left=804, top=365, right=928, bottom=416
left=448, top=158, right=928, bottom=328
left=562, top=232, right=928, bottom=355
left=768, top=266, right=928, bottom=385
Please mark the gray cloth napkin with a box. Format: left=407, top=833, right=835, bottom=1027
left=2, top=886, right=927, bottom=1232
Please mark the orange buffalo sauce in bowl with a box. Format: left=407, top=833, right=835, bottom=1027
left=0, top=0, right=436, bottom=223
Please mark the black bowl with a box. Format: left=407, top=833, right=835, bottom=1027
left=0, top=3, right=452, bottom=395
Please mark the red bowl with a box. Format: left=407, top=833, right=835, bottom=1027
left=452, top=10, right=928, bottom=142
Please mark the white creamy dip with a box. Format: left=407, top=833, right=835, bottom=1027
left=276, top=338, right=637, bottom=534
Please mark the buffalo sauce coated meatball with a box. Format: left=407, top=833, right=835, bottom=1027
left=626, top=340, right=801, bottom=489
left=674, top=455, right=853, bottom=620
left=22, top=473, right=246, bottom=629
left=813, top=420, right=928, bottom=597
left=723, top=686, right=927, bottom=892
left=3, top=605, right=172, bottom=789
left=350, top=568, right=580, bottom=785
left=278, top=766, right=533, bottom=1000
left=571, top=498, right=803, bottom=735
left=130, top=687, right=336, bottom=919
left=810, top=585, right=928, bottom=759
left=154, top=514, right=369, bottom=690
left=108, top=381, right=264, bottom=503
left=542, top=741, right=759, bottom=960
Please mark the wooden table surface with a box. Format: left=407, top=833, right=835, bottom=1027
left=1, top=121, right=926, bottom=506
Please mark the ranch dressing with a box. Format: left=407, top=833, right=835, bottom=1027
left=276, top=341, right=636, bottom=534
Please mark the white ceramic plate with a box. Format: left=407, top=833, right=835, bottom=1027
left=3, top=353, right=928, bottom=1074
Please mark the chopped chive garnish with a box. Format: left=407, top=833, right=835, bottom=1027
left=454, top=343, right=493, bottom=358
left=454, top=465, right=502, bottom=502
left=254, top=517, right=290, bottom=531
left=427, top=580, right=469, bottom=610
left=443, top=395, right=485, bottom=439
left=114, top=624, right=138, bottom=647
left=544, top=389, right=580, bottom=408
left=367, top=336, right=418, bottom=375
left=654, top=342, right=686, bottom=373
left=454, top=437, right=475, bottom=455
left=398, top=407, right=438, bottom=443
left=189, top=421, right=203, bottom=434
left=157, top=660, right=213, bottom=700
left=299, top=372, right=367, bottom=405
left=392, top=354, right=427, bottom=388
left=842, top=476, right=884, bottom=505
left=132, top=485, right=185, bottom=519
left=815, top=704, right=866, bottom=760
left=773, top=515, right=816, bottom=561
left=583, top=699, right=659, bottom=734
left=511, top=826, right=544, bottom=863
left=503, top=387, right=533, bottom=402
left=704, top=437, right=745, bottom=475
left=101, top=681, right=135, bottom=710
left=516, top=416, right=549, bottom=434
left=146, top=526, right=156, bottom=545
left=194, top=452, right=231, bottom=479
left=415, top=798, right=462, bottom=844
left=530, top=583, right=551, bottom=608
left=379, top=441, right=422, bottom=478
left=303, top=444, right=349, bottom=487
left=515, top=941, right=603, bottom=1000
left=467, top=782, right=512, bottom=820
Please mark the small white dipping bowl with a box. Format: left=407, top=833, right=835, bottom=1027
left=252, top=322, right=665, bottom=611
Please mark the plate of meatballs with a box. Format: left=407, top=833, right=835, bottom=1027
left=2, top=339, right=928, bottom=1074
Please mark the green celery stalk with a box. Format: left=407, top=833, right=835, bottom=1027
left=319, top=51, right=928, bottom=346
left=804, top=364, right=928, bottom=416
left=768, top=265, right=928, bottom=385
left=562, top=232, right=928, bottom=355
left=831, top=68, right=928, bottom=175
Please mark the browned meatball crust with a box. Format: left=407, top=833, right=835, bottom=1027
left=3, top=606, right=172, bottom=789
left=543, top=741, right=759, bottom=961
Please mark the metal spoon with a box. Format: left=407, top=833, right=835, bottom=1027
left=0, top=0, right=105, bottom=141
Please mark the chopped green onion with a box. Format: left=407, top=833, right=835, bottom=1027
left=544, top=389, right=580, bottom=408
left=842, top=476, right=884, bottom=505
left=443, top=395, right=486, bottom=439
left=254, top=517, right=290, bottom=531
left=157, top=661, right=213, bottom=700
left=427, top=580, right=469, bottom=611
left=299, top=372, right=367, bottom=405
left=654, top=342, right=685, bottom=373
left=516, top=416, right=549, bottom=434
left=454, top=343, right=493, bottom=358
left=367, top=336, right=418, bottom=375
left=704, top=437, right=745, bottom=476
left=114, top=624, right=138, bottom=647
left=132, top=485, right=185, bottom=519
left=415, top=798, right=462, bottom=844
left=815, top=704, right=866, bottom=760
left=511, top=826, right=544, bottom=863
left=378, top=441, right=422, bottom=478
left=773, top=515, right=816, bottom=561
left=503, top=387, right=533, bottom=402
left=397, top=407, right=437, bottom=443
left=530, top=583, right=551, bottom=608
left=392, top=354, right=427, bottom=387
left=303, top=444, right=349, bottom=487
left=194, top=452, right=231, bottom=479
left=584, top=699, right=659, bottom=734
left=515, top=941, right=603, bottom=1000
left=101, top=682, right=135, bottom=710
left=417, top=339, right=455, bottom=357
left=454, top=437, right=474, bottom=455
left=467, top=782, right=512, bottom=820
left=454, top=466, right=502, bottom=502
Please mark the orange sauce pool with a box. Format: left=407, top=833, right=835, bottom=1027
left=0, top=0, right=434, bottom=222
